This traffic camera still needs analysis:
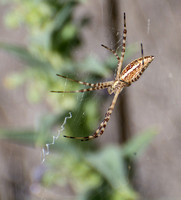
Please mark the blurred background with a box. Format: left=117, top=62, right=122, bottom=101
left=0, top=0, right=181, bottom=200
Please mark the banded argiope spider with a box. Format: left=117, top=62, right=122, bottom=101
left=51, top=13, right=154, bottom=141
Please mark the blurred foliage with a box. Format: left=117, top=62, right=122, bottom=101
left=0, top=0, right=156, bottom=200
left=0, top=123, right=157, bottom=200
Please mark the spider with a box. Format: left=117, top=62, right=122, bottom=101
left=51, top=13, right=154, bottom=141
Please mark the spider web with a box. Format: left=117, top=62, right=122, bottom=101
left=41, top=112, right=72, bottom=163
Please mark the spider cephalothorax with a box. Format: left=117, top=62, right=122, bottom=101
left=51, top=13, right=154, bottom=141
left=107, top=80, right=127, bottom=95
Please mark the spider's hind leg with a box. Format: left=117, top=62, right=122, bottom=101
left=63, top=90, right=120, bottom=141
left=81, top=90, right=120, bottom=141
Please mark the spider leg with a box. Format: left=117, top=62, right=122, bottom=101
left=141, top=43, right=144, bottom=66
left=116, top=12, right=127, bottom=80
left=101, top=44, right=120, bottom=61
left=56, top=74, right=94, bottom=86
left=51, top=81, right=114, bottom=93
left=63, top=90, right=120, bottom=141
left=51, top=86, right=105, bottom=93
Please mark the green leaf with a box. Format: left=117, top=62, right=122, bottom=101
left=52, top=2, right=75, bottom=31
left=77, top=56, right=111, bottom=77
left=0, top=42, right=53, bottom=73
left=86, top=146, right=127, bottom=188
left=85, top=145, right=138, bottom=199
left=0, top=129, right=36, bottom=145
left=122, top=128, right=157, bottom=159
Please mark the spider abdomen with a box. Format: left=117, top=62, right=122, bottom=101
left=120, top=56, right=154, bottom=83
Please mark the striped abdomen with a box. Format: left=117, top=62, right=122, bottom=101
left=120, top=56, right=154, bottom=83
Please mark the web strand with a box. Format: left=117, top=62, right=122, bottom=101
left=41, top=112, right=72, bottom=163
